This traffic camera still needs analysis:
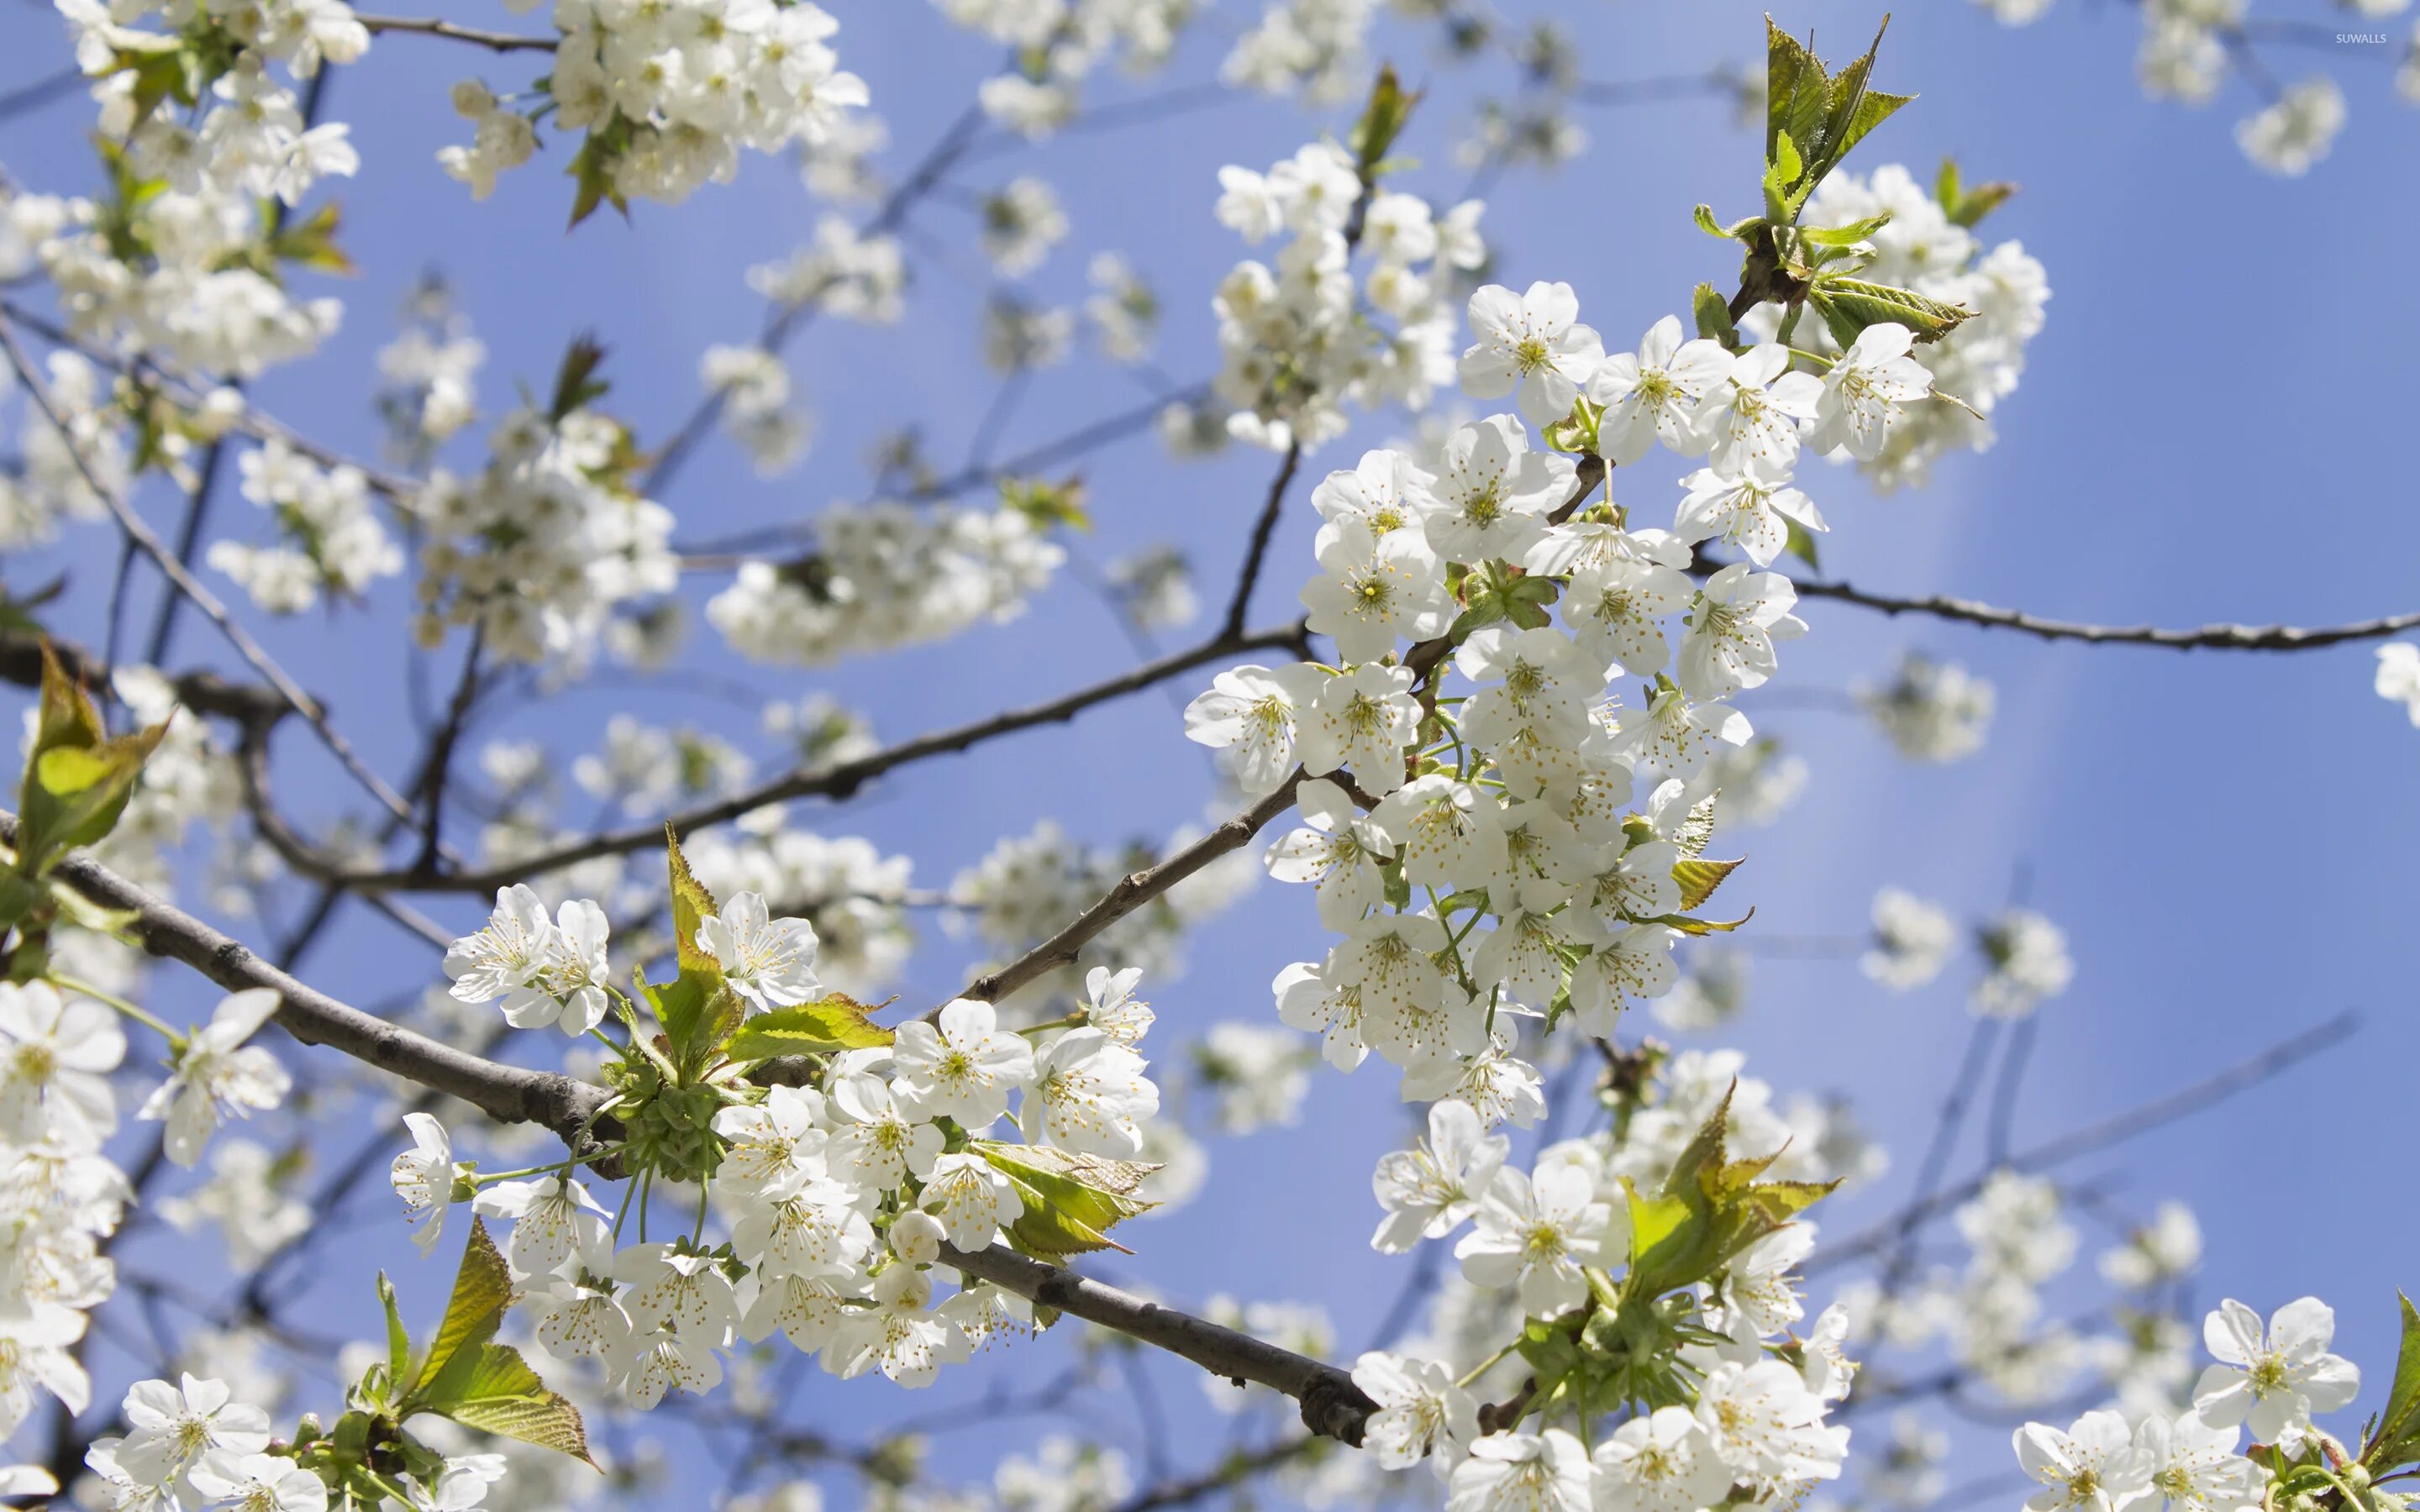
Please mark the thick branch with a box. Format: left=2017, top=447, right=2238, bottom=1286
left=939, top=1242, right=1378, bottom=1445
left=0, top=814, right=612, bottom=1143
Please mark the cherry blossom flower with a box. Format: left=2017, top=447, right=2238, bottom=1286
left=116, top=1374, right=271, bottom=1489
left=1300, top=517, right=1453, bottom=664
left=1444, top=1428, right=1594, bottom=1512
left=388, top=1112, right=459, bottom=1256
left=920, top=1151, right=1024, bottom=1249
left=0, top=981, right=124, bottom=1147
left=697, top=891, right=823, bottom=1011
left=1808, top=322, right=1934, bottom=459
left=1028, top=1028, right=1157, bottom=1157
left=1370, top=1099, right=1509, bottom=1253
left=1265, top=776, right=1400, bottom=929
left=1589, top=315, right=1735, bottom=464
left=1299, top=663, right=1423, bottom=796
left=1184, top=664, right=1328, bottom=795
left=1353, top=1350, right=1480, bottom=1473
left=1459, top=282, right=1606, bottom=428
left=1455, top=1162, right=1615, bottom=1315
left=140, top=989, right=290, bottom=1168
left=890, top=1000, right=1035, bottom=1127
left=1594, top=1406, right=1734, bottom=1512
left=2193, top=1298, right=2360, bottom=1449
left=1695, top=344, right=1823, bottom=477
left=2014, top=1410, right=2152, bottom=1512
left=187, top=1449, right=329, bottom=1512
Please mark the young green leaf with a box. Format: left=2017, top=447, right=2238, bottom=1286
left=974, top=1142, right=1160, bottom=1262
left=1671, top=857, right=1744, bottom=914
left=663, top=824, right=719, bottom=974
left=2362, top=1292, right=2420, bottom=1472
left=1807, top=276, right=1973, bottom=346
left=414, top=1341, right=597, bottom=1467
left=401, top=1217, right=514, bottom=1403
left=720, top=993, right=896, bottom=1062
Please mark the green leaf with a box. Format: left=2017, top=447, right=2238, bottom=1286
left=414, top=1341, right=597, bottom=1467
left=1348, top=64, right=1423, bottom=171
left=721, top=994, right=896, bottom=1062
left=549, top=334, right=611, bottom=423
left=379, top=1272, right=411, bottom=1389
left=402, top=1217, right=513, bottom=1402
left=2363, top=1293, right=2420, bottom=1472
left=1807, top=276, right=1973, bottom=347
left=266, top=200, right=355, bottom=275
left=1691, top=282, right=1739, bottom=348
left=1648, top=907, right=1755, bottom=937
left=1934, top=157, right=2018, bottom=228
left=1764, top=18, right=1821, bottom=167
left=1799, top=212, right=1891, bottom=248
left=999, top=475, right=1092, bottom=533
left=1541, top=396, right=1602, bottom=457
left=18, top=644, right=168, bottom=874
left=1782, top=517, right=1822, bottom=571
left=1761, top=129, right=1805, bottom=222
left=1623, top=1086, right=1838, bottom=1300
left=663, top=824, right=718, bottom=975
left=1671, top=858, right=1743, bottom=913
left=639, top=969, right=744, bottom=1081
left=973, top=1142, right=1160, bottom=1262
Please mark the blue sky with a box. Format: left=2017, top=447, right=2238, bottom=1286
left=4, top=0, right=2417, bottom=1504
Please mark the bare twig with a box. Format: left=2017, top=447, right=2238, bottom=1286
left=1793, top=576, right=2420, bottom=651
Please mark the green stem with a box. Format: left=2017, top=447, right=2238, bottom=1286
left=1456, top=1341, right=1517, bottom=1390
left=47, top=973, right=182, bottom=1046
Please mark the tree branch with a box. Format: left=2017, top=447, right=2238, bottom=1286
left=355, top=13, right=557, bottom=50
left=1793, top=576, right=2420, bottom=651
left=293, top=618, right=1311, bottom=893
left=939, top=1242, right=1379, bottom=1445
left=0, top=813, right=612, bottom=1145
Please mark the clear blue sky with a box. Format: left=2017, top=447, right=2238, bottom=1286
left=3, top=0, right=2415, bottom=1504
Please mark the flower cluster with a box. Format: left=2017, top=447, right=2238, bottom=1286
left=931, top=0, right=1192, bottom=139
left=1210, top=138, right=1486, bottom=449
left=1855, top=651, right=1996, bottom=762
left=2014, top=1298, right=2363, bottom=1512
left=0, top=979, right=288, bottom=1443
left=412, top=402, right=678, bottom=665
left=442, top=0, right=868, bottom=210
left=706, top=501, right=1065, bottom=668
left=207, top=438, right=402, bottom=614
left=418, top=873, right=1176, bottom=1404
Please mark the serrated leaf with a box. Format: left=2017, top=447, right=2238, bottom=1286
left=640, top=969, right=744, bottom=1080
left=973, top=1142, right=1160, bottom=1262
left=721, top=994, right=895, bottom=1061
left=1807, top=276, right=1973, bottom=347
left=1623, top=1086, right=1839, bottom=1301
left=2363, top=1293, right=2420, bottom=1472
left=1671, top=858, right=1743, bottom=913
left=402, top=1218, right=513, bottom=1401
left=663, top=824, right=718, bottom=974
left=18, top=645, right=169, bottom=873
left=415, top=1341, right=597, bottom=1467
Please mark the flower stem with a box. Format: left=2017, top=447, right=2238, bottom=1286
left=46, top=973, right=183, bottom=1047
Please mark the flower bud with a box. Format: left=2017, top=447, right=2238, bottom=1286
left=891, top=1209, right=945, bottom=1265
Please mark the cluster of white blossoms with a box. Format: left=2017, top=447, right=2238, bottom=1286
left=207, top=439, right=402, bottom=614
left=19, top=0, right=365, bottom=382
left=2015, top=1298, right=2362, bottom=1512
left=1974, top=0, right=2384, bottom=176
left=1856, top=652, right=1996, bottom=763
left=682, top=819, right=918, bottom=998
left=699, top=344, right=813, bottom=479
left=1858, top=888, right=2076, bottom=1017
left=418, top=881, right=1174, bottom=1403
left=2375, top=642, right=2420, bottom=726
left=375, top=281, right=486, bottom=458
left=76, top=1373, right=332, bottom=1512
left=0, top=979, right=290, bottom=1441
left=929, top=0, right=1192, bottom=139
left=1210, top=138, right=1486, bottom=449
left=1223, top=0, right=1382, bottom=104
left=745, top=218, right=908, bottom=326
left=706, top=501, right=1065, bottom=668
left=412, top=402, right=679, bottom=665
left=1750, top=163, right=2049, bottom=492
left=441, top=0, right=867, bottom=207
